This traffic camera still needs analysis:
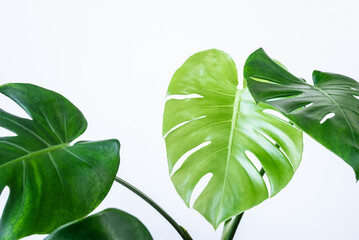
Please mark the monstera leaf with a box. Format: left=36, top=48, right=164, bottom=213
left=244, top=48, right=359, bottom=179
left=163, top=50, right=303, bottom=228
left=46, top=208, right=153, bottom=240
left=0, top=84, right=120, bottom=239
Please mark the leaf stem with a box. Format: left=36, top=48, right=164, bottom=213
left=221, top=168, right=265, bottom=240
left=115, top=177, right=193, bottom=240
left=221, top=212, right=244, bottom=240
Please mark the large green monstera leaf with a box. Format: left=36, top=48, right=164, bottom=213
left=244, top=48, right=359, bottom=179
left=163, top=50, right=303, bottom=228
left=0, top=84, right=120, bottom=239
left=46, top=208, right=153, bottom=240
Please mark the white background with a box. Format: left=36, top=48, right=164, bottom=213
left=0, top=1, right=359, bottom=239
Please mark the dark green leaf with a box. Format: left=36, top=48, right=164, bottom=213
left=244, top=48, right=359, bottom=179
left=163, top=50, right=303, bottom=228
left=0, top=83, right=120, bottom=239
left=46, top=208, right=153, bottom=240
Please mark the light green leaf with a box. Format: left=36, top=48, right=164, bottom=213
left=46, top=208, right=153, bottom=240
left=244, top=48, right=359, bottom=180
left=163, top=49, right=303, bottom=228
left=0, top=83, right=120, bottom=239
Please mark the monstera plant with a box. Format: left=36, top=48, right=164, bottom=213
left=0, top=48, right=358, bottom=239
left=162, top=50, right=303, bottom=229
left=244, top=48, right=359, bottom=179
left=0, top=84, right=152, bottom=240
left=163, top=49, right=359, bottom=239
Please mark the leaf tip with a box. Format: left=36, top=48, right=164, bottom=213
left=212, top=221, right=221, bottom=230
left=0, top=83, right=16, bottom=93
left=312, top=70, right=323, bottom=84
left=109, top=138, right=121, bottom=151
left=244, top=48, right=268, bottom=68
left=246, top=48, right=265, bottom=61
left=256, top=47, right=265, bottom=52
left=355, top=171, right=359, bottom=182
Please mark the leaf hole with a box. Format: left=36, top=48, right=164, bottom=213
left=353, top=95, right=359, bottom=100
left=0, top=94, right=32, bottom=120
left=262, top=173, right=272, bottom=196
left=250, top=77, right=281, bottom=84
left=244, top=150, right=262, bottom=173
left=265, top=93, right=303, bottom=102
left=320, top=112, right=335, bottom=124
left=258, top=131, right=294, bottom=169
left=279, top=145, right=291, bottom=161
left=258, top=130, right=277, bottom=146
left=262, top=109, right=290, bottom=122
left=351, top=87, right=359, bottom=91
left=305, top=103, right=313, bottom=108
left=189, top=173, right=213, bottom=208
left=243, top=152, right=271, bottom=196
left=289, top=106, right=305, bottom=114
left=287, top=102, right=313, bottom=114
left=165, top=94, right=203, bottom=101
left=170, top=141, right=211, bottom=177
left=0, top=126, right=17, bottom=137
left=0, top=186, right=10, bottom=218
left=22, top=235, right=48, bottom=240
left=163, top=115, right=206, bottom=138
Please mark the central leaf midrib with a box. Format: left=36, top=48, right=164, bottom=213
left=0, top=143, right=69, bottom=170
left=216, top=89, right=241, bottom=224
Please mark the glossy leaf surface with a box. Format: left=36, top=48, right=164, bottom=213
left=163, top=50, right=303, bottom=228
left=46, top=208, right=152, bottom=240
left=0, top=84, right=120, bottom=239
left=244, top=48, right=359, bottom=179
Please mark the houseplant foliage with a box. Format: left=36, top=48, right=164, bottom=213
left=0, top=84, right=120, bottom=239
left=244, top=48, right=359, bottom=179
left=163, top=49, right=303, bottom=228
left=46, top=208, right=152, bottom=240
left=0, top=48, right=357, bottom=240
